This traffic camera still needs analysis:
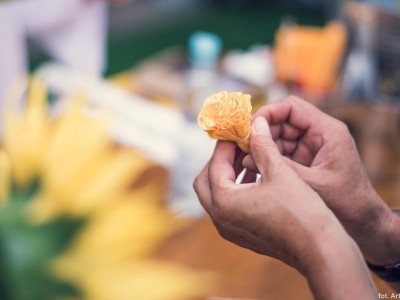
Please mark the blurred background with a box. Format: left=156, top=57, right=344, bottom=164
left=0, top=0, right=400, bottom=299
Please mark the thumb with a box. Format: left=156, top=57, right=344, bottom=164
left=250, top=117, right=282, bottom=176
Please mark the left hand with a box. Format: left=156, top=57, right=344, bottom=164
left=243, top=96, right=400, bottom=267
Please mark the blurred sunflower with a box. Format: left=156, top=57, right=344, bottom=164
left=0, top=77, right=215, bottom=300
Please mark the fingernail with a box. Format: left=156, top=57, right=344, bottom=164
left=252, top=117, right=271, bottom=137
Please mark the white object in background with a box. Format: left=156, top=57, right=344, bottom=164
left=268, top=83, right=290, bottom=102
left=170, top=121, right=215, bottom=217
left=170, top=31, right=222, bottom=216
left=37, top=63, right=213, bottom=217
left=0, top=0, right=107, bottom=138
left=182, top=31, right=223, bottom=122
left=222, top=46, right=275, bottom=87
left=341, top=49, right=377, bottom=100
left=37, top=63, right=184, bottom=168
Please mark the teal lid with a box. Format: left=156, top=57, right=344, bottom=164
left=188, top=31, right=223, bottom=68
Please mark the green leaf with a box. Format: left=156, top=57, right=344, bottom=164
left=0, top=184, right=85, bottom=300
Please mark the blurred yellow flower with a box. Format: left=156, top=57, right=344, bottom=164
left=52, top=199, right=215, bottom=300
left=0, top=148, right=11, bottom=204
left=4, top=77, right=48, bottom=187
left=61, top=260, right=214, bottom=300
left=1, top=77, right=216, bottom=300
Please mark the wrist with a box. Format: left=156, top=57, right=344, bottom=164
left=348, top=192, right=400, bottom=265
left=362, top=207, right=400, bottom=265
left=298, top=219, right=355, bottom=276
left=367, top=260, right=400, bottom=282
left=292, top=213, right=354, bottom=276
left=298, top=221, right=377, bottom=299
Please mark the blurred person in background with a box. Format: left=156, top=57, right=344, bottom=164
left=194, top=96, right=400, bottom=299
left=0, top=0, right=127, bottom=139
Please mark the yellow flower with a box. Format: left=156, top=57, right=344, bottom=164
left=3, top=77, right=48, bottom=187
left=51, top=197, right=216, bottom=300
left=2, top=78, right=217, bottom=300
left=54, top=259, right=215, bottom=300
left=53, top=198, right=180, bottom=270
left=0, top=148, right=11, bottom=204
left=198, top=91, right=252, bottom=152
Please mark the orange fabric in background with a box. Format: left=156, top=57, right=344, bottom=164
left=274, top=22, right=347, bottom=95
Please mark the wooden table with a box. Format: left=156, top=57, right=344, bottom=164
left=156, top=102, right=400, bottom=299
left=157, top=216, right=312, bottom=299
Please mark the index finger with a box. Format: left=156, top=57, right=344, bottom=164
left=252, top=95, right=328, bottom=131
left=193, top=161, right=212, bottom=214
left=208, top=141, right=237, bottom=196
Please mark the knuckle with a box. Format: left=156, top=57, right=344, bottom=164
left=334, top=120, right=356, bottom=143
left=211, top=179, right=231, bottom=198
left=211, top=194, right=233, bottom=224
left=285, top=94, right=303, bottom=104
left=251, top=138, right=267, bottom=152
left=252, top=135, right=273, bottom=149
left=208, top=182, right=238, bottom=224
left=212, top=207, right=231, bottom=225
left=336, top=120, right=350, bottom=133
left=251, top=137, right=279, bottom=161
left=192, top=175, right=200, bottom=192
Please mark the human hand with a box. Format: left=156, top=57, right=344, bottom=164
left=194, top=116, right=377, bottom=299
left=195, top=116, right=348, bottom=272
left=244, top=96, right=400, bottom=265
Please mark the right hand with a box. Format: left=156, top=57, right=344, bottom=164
left=243, top=96, right=400, bottom=265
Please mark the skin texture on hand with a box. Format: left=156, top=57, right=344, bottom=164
left=194, top=117, right=377, bottom=299
left=244, top=96, right=400, bottom=268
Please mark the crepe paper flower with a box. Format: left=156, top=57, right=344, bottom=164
left=198, top=91, right=252, bottom=152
